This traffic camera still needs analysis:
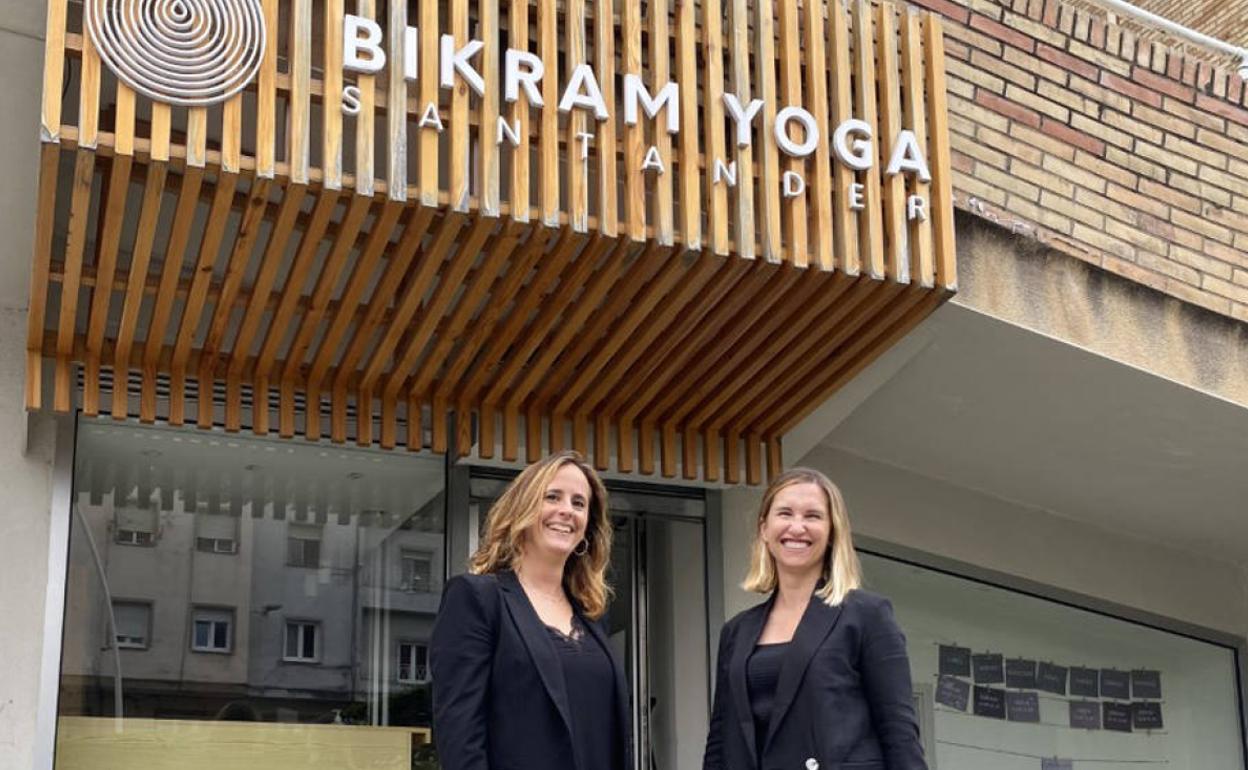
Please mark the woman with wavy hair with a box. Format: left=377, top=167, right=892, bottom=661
left=430, top=451, right=629, bottom=770
left=703, top=468, right=926, bottom=770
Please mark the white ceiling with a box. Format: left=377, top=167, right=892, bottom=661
left=816, top=304, right=1248, bottom=563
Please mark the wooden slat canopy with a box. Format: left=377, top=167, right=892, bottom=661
left=27, top=0, right=956, bottom=484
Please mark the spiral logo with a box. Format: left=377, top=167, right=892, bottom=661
left=85, top=0, right=267, bottom=107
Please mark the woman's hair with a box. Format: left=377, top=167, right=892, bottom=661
left=741, top=467, right=862, bottom=606
left=468, top=451, right=614, bottom=618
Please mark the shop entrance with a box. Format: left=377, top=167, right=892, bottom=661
left=466, top=470, right=712, bottom=770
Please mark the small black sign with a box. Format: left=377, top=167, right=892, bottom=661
left=1069, top=700, right=1101, bottom=729
left=939, top=645, right=971, bottom=677
left=935, top=676, right=971, bottom=711
left=1006, top=691, right=1040, bottom=723
left=1041, top=760, right=1073, bottom=770
left=1132, top=670, right=1162, bottom=699
left=1101, top=669, right=1130, bottom=699
left=1133, top=702, right=1164, bottom=730
left=974, top=686, right=1006, bottom=719
left=1103, top=702, right=1133, bottom=732
left=1070, top=667, right=1100, bottom=697
left=1006, top=658, right=1037, bottom=689
left=973, top=653, right=1005, bottom=684
left=1037, top=662, right=1068, bottom=695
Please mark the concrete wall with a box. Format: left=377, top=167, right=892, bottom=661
left=720, top=446, right=1248, bottom=638
left=0, top=2, right=59, bottom=767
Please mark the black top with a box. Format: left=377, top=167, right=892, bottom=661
left=746, top=642, right=791, bottom=764
left=703, top=589, right=927, bottom=770
left=548, top=618, right=621, bottom=770
left=430, top=571, right=632, bottom=770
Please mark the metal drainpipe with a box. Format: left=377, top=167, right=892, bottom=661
left=1091, top=0, right=1248, bottom=78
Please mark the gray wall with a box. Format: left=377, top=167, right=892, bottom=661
left=0, top=2, right=59, bottom=767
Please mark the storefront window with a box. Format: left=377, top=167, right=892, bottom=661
left=56, top=419, right=446, bottom=770
left=862, top=552, right=1245, bottom=770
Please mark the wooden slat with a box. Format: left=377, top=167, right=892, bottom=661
left=805, top=0, right=835, bottom=271
left=480, top=0, right=500, bottom=216
left=150, top=104, right=171, bottom=163
left=508, top=0, right=531, bottom=221
left=901, top=12, right=934, bottom=287
left=289, top=0, right=312, bottom=184
left=595, top=0, right=617, bottom=237
left=26, top=144, right=59, bottom=409
left=753, top=0, right=782, bottom=262
left=925, top=15, right=958, bottom=291
left=355, top=0, right=378, bottom=198
left=449, top=0, right=471, bottom=211
left=853, top=0, right=884, bottom=279
left=622, top=0, right=645, bottom=241
left=187, top=109, right=208, bottom=169
left=222, top=95, right=244, bottom=174
left=727, top=0, right=755, bottom=259
left=538, top=0, right=560, bottom=226
left=141, top=165, right=204, bottom=422
left=254, top=190, right=338, bottom=433
left=877, top=3, right=907, bottom=284
left=702, top=0, right=729, bottom=255
left=677, top=0, right=700, bottom=250
left=777, top=0, right=805, bottom=267
left=78, top=22, right=100, bottom=149
left=418, top=0, right=440, bottom=207
left=566, top=0, right=589, bottom=232
left=387, top=0, right=408, bottom=201
left=650, top=0, right=674, bottom=246
left=257, top=0, right=279, bottom=178
left=197, top=178, right=272, bottom=428
left=170, top=173, right=239, bottom=424
left=830, top=0, right=858, bottom=275
left=83, top=152, right=133, bottom=414
left=54, top=150, right=95, bottom=411
left=307, top=200, right=402, bottom=439
left=280, top=195, right=371, bottom=436
left=324, top=0, right=345, bottom=190
left=40, top=0, right=67, bottom=141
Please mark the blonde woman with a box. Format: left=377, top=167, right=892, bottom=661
left=430, top=451, right=629, bottom=770
left=703, top=468, right=926, bottom=770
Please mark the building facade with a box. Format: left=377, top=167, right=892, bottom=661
left=0, top=0, right=1246, bottom=769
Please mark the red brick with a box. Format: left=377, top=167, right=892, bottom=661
left=1042, top=0, right=1057, bottom=25
left=1089, top=17, right=1106, bottom=47
left=950, top=149, right=975, bottom=174
left=907, top=0, right=971, bottom=25
left=1166, top=52, right=1182, bottom=80
left=1099, top=72, right=1162, bottom=108
left=1132, top=67, right=1195, bottom=103
left=1035, top=43, right=1097, bottom=81
left=975, top=89, right=1042, bottom=128
left=1195, top=94, right=1248, bottom=128
left=1038, top=117, right=1106, bottom=156
left=969, top=13, right=1036, bottom=52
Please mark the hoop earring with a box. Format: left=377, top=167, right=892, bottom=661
left=574, top=539, right=589, bottom=557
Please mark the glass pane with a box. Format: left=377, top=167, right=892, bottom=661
left=861, top=552, right=1244, bottom=770
left=58, top=419, right=447, bottom=770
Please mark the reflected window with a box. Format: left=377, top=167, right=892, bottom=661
left=284, top=621, right=319, bottom=662
left=191, top=608, right=233, bottom=653
left=286, top=525, right=321, bottom=568
left=399, top=549, right=434, bottom=593
left=397, top=641, right=429, bottom=683
left=112, top=601, right=150, bottom=650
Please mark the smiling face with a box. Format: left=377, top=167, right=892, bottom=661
left=522, top=462, right=592, bottom=562
left=760, top=481, right=832, bottom=581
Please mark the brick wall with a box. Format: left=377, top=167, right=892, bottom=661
left=1132, top=0, right=1248, bottom=47
left=908, top=0, right=1248, bottom=321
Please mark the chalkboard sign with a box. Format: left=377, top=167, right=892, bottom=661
left=1006, top=691, right=1040, bottom=723
left=974, top=686, right=1006, bottom=719
left=939, top=645, right=971, bottom=677
left=973, top=653, right=1005, bottom=684
left=936, top=675, right=971, bottom=711
left=1103, top=702, right=1133, bottom=732
left=1132, top=670, right=1162, bottom=699
left=1101, top=669, right=1130, bottom=699
left=1133, top=702, right=1164, bottom=730
left=1069, top=700, right=1100, bottom=729
left=1070, top=667, right=1100, bottom=697
left=1006, top=658, right=1037, bottom=689
left=1037, top=662, right=1068, bottom=695
left=1041, top=760, right=1073, bottom=770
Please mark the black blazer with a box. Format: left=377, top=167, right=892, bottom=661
left=703, top=589, right=927, bottom=770
left=430, top=570, right=631, bottom=770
